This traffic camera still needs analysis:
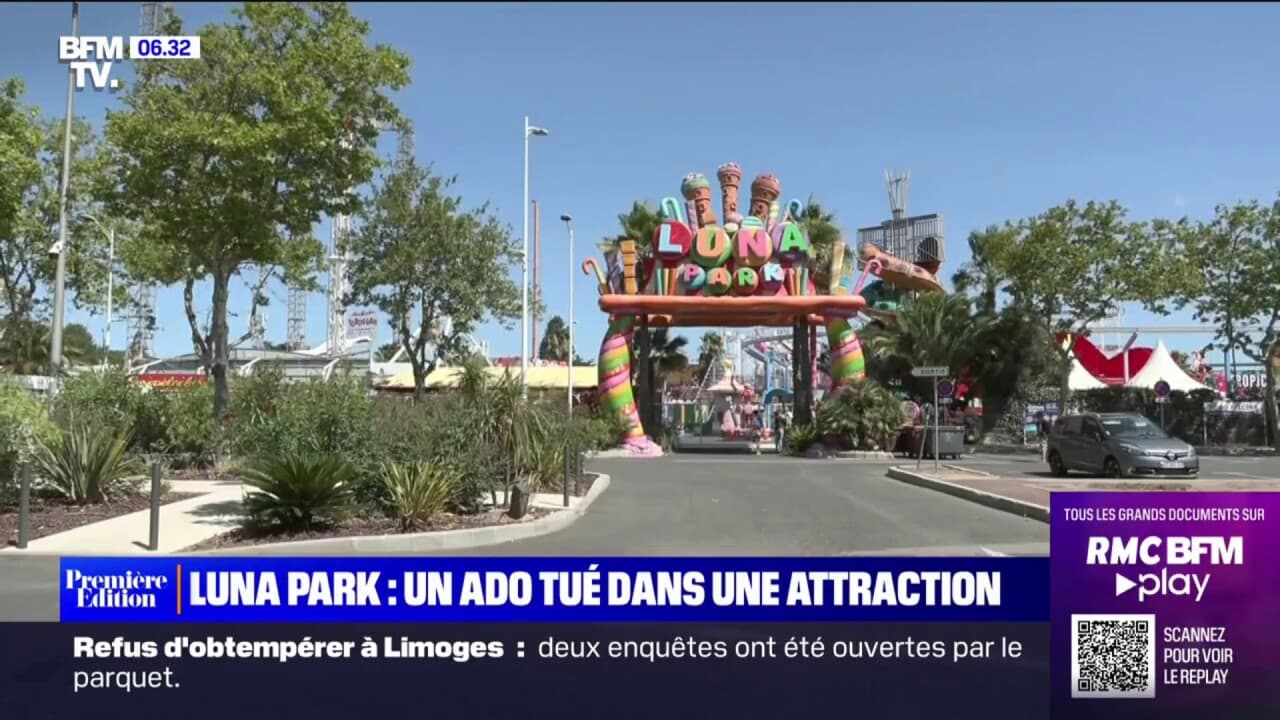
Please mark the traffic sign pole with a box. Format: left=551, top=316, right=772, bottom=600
left=933, top=377, right=940, bottom=473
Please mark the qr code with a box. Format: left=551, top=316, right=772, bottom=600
left=1071, top=613, right=1157, bottom=699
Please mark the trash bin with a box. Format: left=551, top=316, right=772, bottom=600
left=922, top=425, right=965, bottom=460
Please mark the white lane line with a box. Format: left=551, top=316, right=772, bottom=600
left=979, top=547, right=1009, bottom=557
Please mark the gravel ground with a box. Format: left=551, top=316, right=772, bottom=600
left=1, top=492, right=200, bottom=546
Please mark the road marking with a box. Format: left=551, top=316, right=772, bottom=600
left=979, top=547, right=1008, bottom=557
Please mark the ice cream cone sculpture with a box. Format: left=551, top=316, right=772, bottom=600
left=749, top=174, right=781, bottom=222
left=681, top=173, right=718, bottom=228
left=716, top=163, right=743, bottom=229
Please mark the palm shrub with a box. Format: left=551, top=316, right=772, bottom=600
left=33, top=423, right=140, bottom=505
left=382, top=460, right=459, bottom=531
left=241, top=454, right=355, bottom=531
left=784, top=424, right=819, bottom=455
left=817, top=379, right=906, bottom=450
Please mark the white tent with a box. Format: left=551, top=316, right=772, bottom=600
left=1069, top=352, right=1108, bottom=391
left=1123, top=340, right=1208, bottom=393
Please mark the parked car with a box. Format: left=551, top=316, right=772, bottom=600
left=1046, top=412, right=1199, bottom=478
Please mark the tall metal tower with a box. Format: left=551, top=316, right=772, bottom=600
left=285, top=282, right=307, bottom=350
left=126, top=1, right=166, bottom=362
left=856, top=171, right=945, bottom=282
left=322, top=118, right=409, bottom=357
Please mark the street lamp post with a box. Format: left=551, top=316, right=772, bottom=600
left=560, top=214, right=575, bottom=418
left=521, top=117, right=550, bottom=397
left=80, top=214, right=115, bottom=368
left=49, top=1, right=80, bottom=379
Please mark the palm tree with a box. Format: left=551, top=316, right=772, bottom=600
left=795, top=198, right=846, bottom=291
left=868, top=293, right=984, bottom=382
left=629, top=327, right=688, bottom=383
left=615, top=201, right=665, bottom=256
left=647, top=327, right=689, bottom=379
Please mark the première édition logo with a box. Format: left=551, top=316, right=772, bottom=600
left=65, top=568, right=170, bottom=609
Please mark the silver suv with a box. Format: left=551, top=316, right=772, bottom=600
left=1046, top=412, right=1199, bottom=478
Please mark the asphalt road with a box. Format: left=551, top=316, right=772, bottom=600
left=431, top=456, right=1047, bottom=557
left=0, top=456, right=1048, bottom=620
left=953, top=451, right=1280, bottom=481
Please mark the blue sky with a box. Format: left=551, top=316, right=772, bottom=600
left=4, top=2, right=1278, bottom=365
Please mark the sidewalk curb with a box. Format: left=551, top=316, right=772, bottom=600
left=886, top=466, right=1049, bottom=523
left=185, top=473, right=611, bottom=556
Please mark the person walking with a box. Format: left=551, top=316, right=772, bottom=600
left=1036, top=412, right=1051, bottom=460
left=773, top=405, right=791, bottom=454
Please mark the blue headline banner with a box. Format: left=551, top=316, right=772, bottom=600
left=59, top=556, right=1049, bottom=623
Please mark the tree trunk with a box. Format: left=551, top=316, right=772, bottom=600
left=411, top=356, right=429, bottom=403
left=1265, top=340, right=1279, bottom=450
left=210, top=271, right=232, bottom=419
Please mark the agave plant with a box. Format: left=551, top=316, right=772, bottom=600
left=33, top=423, right=140, bottom=505
left=382, top=460, right=459, bottom=531
left=784, top=424, right=819, bottom=455
left=241, top=454, right=355, bottom=531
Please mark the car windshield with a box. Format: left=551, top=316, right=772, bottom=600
left=1102, top=417, right=1168, bottom=439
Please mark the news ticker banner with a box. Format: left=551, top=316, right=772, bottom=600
left=0, top=622, right=1048, bottom=718
left=59, top=557, right=1049, bottom=623
left=1051, top=491, right=1280, bottom=720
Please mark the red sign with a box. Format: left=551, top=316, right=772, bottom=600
left=136, top=373, right=206, bottom=391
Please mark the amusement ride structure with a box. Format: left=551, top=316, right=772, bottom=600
left=584, top=164, right=947, bottom=455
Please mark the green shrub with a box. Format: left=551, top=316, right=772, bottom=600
left=229, top=374, right=381, bottom=506
left=164, top=381, right=220, bottom=461
left=784, top=424, right=818, bottom=455
left=817, top=379, right=906, bottom=450
left=33, top=423, right=140, bottom=505
left=0, top=383, right=57, bottom=504
left=383, top=460, right=460, bottom=531
left=241, top=454, right=355, bottom=531
left=54, top=371, right=168, bottom=453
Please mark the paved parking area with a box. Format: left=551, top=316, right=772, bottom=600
left=951, top=452, right=1280, bottom=481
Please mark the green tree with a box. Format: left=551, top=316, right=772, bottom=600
left=952, top=224, right=1065, bottom=435
left=1176, top=199, right=1280, bottom=447
left=347, top=157, right=520, bottom=401
left=979, top=201, right=1181, bottom=409
left=0, top=319, right=95, bottom=373
left=539, top=316, right=570, bottom=362
left=951, top=224, right=1023, bottom=315
left=0, top=78, right=112, bottom=347
left=102, top=3, right=409, bottom=416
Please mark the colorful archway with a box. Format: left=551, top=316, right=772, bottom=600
left=585, top=166, right=944, bottom=454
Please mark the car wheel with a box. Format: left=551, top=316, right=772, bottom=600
left=1104, top=457, right=1123, bottom=479
left=1048, top=451, right=1068, bottom=477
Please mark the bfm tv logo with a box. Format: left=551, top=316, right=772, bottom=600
left=1085, top=536, right=1243, bottom=602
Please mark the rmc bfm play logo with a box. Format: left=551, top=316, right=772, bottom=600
left=1085, top=536, right=1243, bottom=603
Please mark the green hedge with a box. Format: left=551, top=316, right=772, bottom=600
left=0, top=382, right=57, bottom=504
left=1073, top=387, right=1265, bottom=446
